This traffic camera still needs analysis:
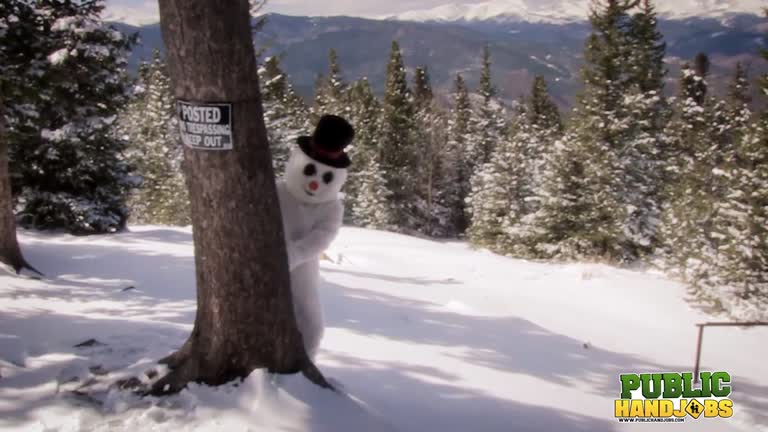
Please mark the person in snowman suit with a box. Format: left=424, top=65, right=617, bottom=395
left=277, top=114, right=354, bottom=359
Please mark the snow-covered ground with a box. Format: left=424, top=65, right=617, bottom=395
left=1, top=226, right=766, bottom=432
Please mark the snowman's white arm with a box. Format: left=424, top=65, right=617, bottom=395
left=287, top=203, right=343, bottom=270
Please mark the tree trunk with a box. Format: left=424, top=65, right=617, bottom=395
left=0, top=97, right=40, bottom=276
left=152, top=0, right=330, bottom=395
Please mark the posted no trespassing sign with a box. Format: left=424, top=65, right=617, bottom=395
left=178, top=101, right=233, bottom=150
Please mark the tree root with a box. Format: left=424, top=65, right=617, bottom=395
left=147, top=356, right=199, bottom=396
left=1, top=254, right=43, bottom=278
left=17, top=260, right=44, bottom=277
left=158, top=341, right=193, bottom=369
left=145, top=339, right=335, bottom=396
left=301, top=359, right=334, bottom=391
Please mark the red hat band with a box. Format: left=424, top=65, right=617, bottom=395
left=311, top=139, right=344, bottom=160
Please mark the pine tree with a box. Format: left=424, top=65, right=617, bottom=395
left=259, top=55, right=310, bottom=174
left=468, top=75, right=565, bottom=256
left=379, top=41, right=417, bottom=228
left=528, top=76, right=563, bottom=134
left=659, top=58, right=729, bottom=289
left=413, top=66, right=434, bottom=108
left=527, top=76, right=563, bottom=191
left=444, top=73, right=474, bottom=234
left=119, top=50, right=190, bottom=226
left=412, top=66, right=452, bottom=236
left=0, top=95, right=39, bottom=275
left=472, top=46, right=505, bottom=167
left=312, top=48, right=349, bottom=122
left=702, top=9, right=768, bottom=320
left=711, top=115, right=768, bottom=319
left=725, top=63, right=752, bottom=129
left=2, top=0, right=136, bottom=234
left=468, top=105, right=539, bottom=255
left=627, top=0, right=666, bottom=95
left=345, top=78, right=392, bottom=228
left=531, top=0, right=636, bottom=261
left=702, top=62, right=765, bottom=318
left=533, top=128, right=595, bottom=259
left=620, top=0, right=669, bottom=256
left=352, top=155, right=392, bottom=230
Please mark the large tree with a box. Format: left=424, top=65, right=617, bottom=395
left=380, top=41, right=417, bottom=229
left=346, top=78, right=391, bottom=229
left=152, top=0, right=329, bottom=394
left=531, top=2, right=626, bottom=260
left=467, top=105, right=531, bottom=254
left=445, top=74, right=474, bottom=234
left=412, top=66, right=451, bottom=236
left=620, top=0, right=668, bottom=257
left=659, top=57, right=729, bottom=288
left=0, top=97, right=39, bottom=275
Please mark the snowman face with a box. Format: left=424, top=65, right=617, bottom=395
left=284, top=147, right=348, bottom=204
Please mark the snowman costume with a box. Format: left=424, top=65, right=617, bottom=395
left=277, top=115, right=354, bottom=359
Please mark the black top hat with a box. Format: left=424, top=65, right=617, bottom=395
left=297, top=114, right=354, bottom=169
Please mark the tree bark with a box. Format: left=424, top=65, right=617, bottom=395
left=152, top=0, right=330, bottom=395
left=0, top=97, right=40, bottom=276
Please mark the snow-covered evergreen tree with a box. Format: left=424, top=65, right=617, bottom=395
left=444, top=73, right=474, bottom=235
left=259, top=55, right=310, bottom=174
left=468, top=76, right=562, bottom=256
left=621, top=0, right=669, bottom=256
left=526, top=75, right=563, bottom=194
left=659, top=58, right=734, bottom=292
left=413, top=66, right=434, bottom=107
left=379, top=41, right=418, bottom=229
left=467, top=105, right=537, bottom=254
left=724, top=63, right=752, bottom=131
left=695, top=62, right=764, bottom=318
left=119, top=51, right=190, bottom=226
left=1, top=0, right=136, bottom=234
left=312, top=48, right=350, bottom=122
left=412, top=66, right=452, bottom=236
left=627, top=0, right=666, bottom=96
left=528, top=75, right=563, bottom=134
left=532, top=0, right=636, bottom=261
left=345, top=78, right=392, bottom=228
left=352, top=155, right=392, bottom=230
left=472, top=46, right=506, bottom=168
left=711, top=115, right=768, bottom=319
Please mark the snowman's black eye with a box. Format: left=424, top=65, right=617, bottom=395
left=303, top=164, right=316, bottom=176
left=322, top=172, right=334, bottom=184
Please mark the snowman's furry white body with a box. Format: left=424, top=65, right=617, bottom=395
left=277, top=149, right=346, bottom=358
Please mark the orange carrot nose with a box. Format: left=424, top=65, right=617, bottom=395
left=309, top=181, right=319, bottom=191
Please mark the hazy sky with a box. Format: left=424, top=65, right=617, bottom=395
left=105, top=0, right=489, bottom=21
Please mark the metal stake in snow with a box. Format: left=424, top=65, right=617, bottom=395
left=693, top=322, right=768, bottom=382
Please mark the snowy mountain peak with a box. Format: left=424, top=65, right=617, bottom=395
left=101, top=2, right=160, bottom=27
left=387, top=0, right=765, bottom=24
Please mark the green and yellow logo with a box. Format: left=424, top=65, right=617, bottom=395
left=615, top=372, right=733, bottom=423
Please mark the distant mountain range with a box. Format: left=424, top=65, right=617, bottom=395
left=385, top=0, right=764, bottom=24
left=113, top=11, right=767, bottom=108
